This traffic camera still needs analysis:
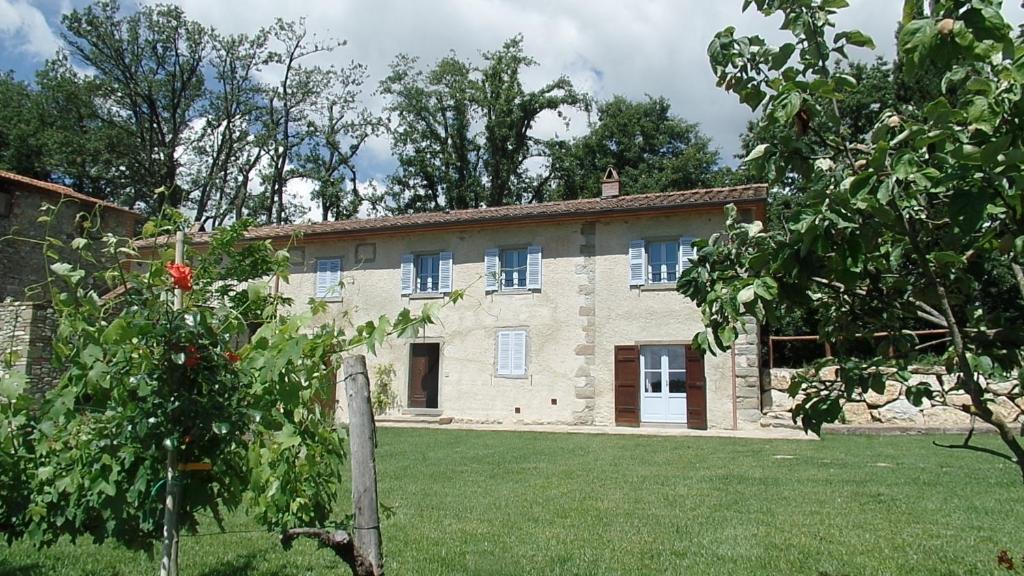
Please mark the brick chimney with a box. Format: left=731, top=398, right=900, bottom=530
left=601, top=166, right=620, bottom=198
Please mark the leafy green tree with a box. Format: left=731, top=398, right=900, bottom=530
left=683, top=0, right=1024, bottom=478
left=546, top=95, right=727, bottom=201
left=61, top=0, right=210, bottom=212
left=379, top=35, right=588, bottom=212
left=0, top=207, right=454, bottom=572
left=0, top=72, right=48, bottom=179
left=186, top=30, right=271, bottom=227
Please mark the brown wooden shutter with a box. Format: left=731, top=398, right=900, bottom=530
left=614, top=345, right=640, bottom=426
left=685, top=345, right=707, bottom=430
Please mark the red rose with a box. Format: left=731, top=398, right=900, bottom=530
left=165, top=262, right=193, bottom=292
left=185, top=345, right=201, bottom=368
left=225, top=351, right=241, bottom=364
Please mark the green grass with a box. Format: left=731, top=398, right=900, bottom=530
left=3, top=429, right=1024, bottom=575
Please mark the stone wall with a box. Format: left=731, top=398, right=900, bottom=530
left=0, top=300, right=59, bottom=399
left=0, top=183, right=137, bottom=302
left=762, top=366, right=1022, bottom=429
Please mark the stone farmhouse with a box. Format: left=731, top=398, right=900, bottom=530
left=0, top=170, right=139, bottom=302
left=194, top=177, right=768, bottom=430
left=0, top=171, right=139, bottom=397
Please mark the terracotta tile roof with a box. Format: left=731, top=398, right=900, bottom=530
left=187, top=184, right=767, bottom=244
left=0, top=170, right=139, bottom=216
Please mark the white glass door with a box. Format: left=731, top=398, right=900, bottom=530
left=639, top=346, right=687, bottom=423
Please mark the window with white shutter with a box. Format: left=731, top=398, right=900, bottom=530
left=679, top=236, right=696, bottom=272
left=484, top=248, right=500, bottom=292
left=496, top=329, right=528, bottom=377
left=408, top=251, right=452, bottom=294
left=315, top=258, right=342, bottom=299
left=526, top=245, right=542, bottom=290
left=630, top=238, right=700, bottom=287
left=629, top=240, right=646, bottom=286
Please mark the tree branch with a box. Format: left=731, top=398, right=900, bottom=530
left=282, top=528, right=379, bottom=576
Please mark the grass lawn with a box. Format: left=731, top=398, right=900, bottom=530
left=2, top=428, right=1023, bottom=575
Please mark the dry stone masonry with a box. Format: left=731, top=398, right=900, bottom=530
left=762, top=365, right=1021, bottom=430
left=0, top=300, right=59, bottom=399
left=573, top=221, right=598, bottom=425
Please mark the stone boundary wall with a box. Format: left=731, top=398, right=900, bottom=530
left=762, top=366, right=1022, bottom=429
left=0, top=300, right=58, bottom=399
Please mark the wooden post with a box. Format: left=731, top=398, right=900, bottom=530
left=343, top=355, right=383, bottom=576
left=160, top=231, right=185, bottom=576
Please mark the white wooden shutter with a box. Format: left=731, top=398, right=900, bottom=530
left=496, top=331, right=512, bottom=375
left=438, top=251, right=453, bottom=293
left=484, top=248, right=499, bottom=292
left=400, top=254, right=414, bottom=295
left=629, top=240, right=646, bottom=286
left=315, top=258, right=342, bottom=298
left=526, top=245, right=542, bottom=290
left=679, top=236, right=696, bottom=273
left=511, top=330, right=527, bottom=375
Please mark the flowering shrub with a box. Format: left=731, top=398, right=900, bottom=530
left=0, top=208, right=455, bottom=560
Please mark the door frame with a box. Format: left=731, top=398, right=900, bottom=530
left=406, top=338, right=443, bottom=413
left=638, top=344, right=687, bottom=424
left=630, top=340, right=706, bottom=429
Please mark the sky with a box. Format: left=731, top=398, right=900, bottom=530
left=2, top=0, right=1023, bottom=216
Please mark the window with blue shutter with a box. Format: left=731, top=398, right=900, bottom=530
left=630, top=238, right=698, bottom=287
left=490, top=245, right=542, bottom=292
left=406, top=251, right=452, bottom=294
left=315, top=258, right=342, bottom=299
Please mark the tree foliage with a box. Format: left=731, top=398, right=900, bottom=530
left=379, top=35, right=589, bottom=212
left=684, top=0, right=1024, bottom=477
left=545, top=95, right=732, bottom=201
left=0, top=205, right=454, bottom=557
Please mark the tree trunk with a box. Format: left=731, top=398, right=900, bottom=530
left=343, top=355, right=384, bottom=575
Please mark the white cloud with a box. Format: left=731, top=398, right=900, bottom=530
left=19, top=0, right=1024, bottom=178
left=0, top=0, right=61, bottom=60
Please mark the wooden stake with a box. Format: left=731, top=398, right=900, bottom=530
left=343, top=355, right=383, bottom=576
left=160, top=231, right=185, bottom=576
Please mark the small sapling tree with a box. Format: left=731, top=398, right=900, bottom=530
left=0, top=203, right=456, bottom=573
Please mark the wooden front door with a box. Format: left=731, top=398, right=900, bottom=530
left=614, top=345, right=640, bottom=426
left=408, top=343, right=440, bottom=409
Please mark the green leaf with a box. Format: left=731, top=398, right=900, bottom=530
left=771, top=91, right=802, bottom=125
left=745, top=144, right=770, bottom=162
left=931, top=252, right=965, bottom=266
left=737, top=284, right=757, bottom=305
left=836, top=30, right=875, bottom=49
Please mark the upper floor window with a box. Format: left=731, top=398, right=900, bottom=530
left=485, top=245, right=542, bottom=292
left=401, top=251, right=453, bottom=295
left=500, top=248, right=528, bottom=290
left=646, top=240, right=679, bottom=284
left=629, top=237, right=695, bottom=287
left=416, top=253, right=441, bottom=293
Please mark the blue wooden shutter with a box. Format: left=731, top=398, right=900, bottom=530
left=628, top=240, right=645, bottom=286
left=526, top=245, right=542, bottom=290
left=438, top=251, right=453, bottom=293
left=484, top=248, right=499, bottom=292
left=400, top=254, right=414, bottom=295
left=679, top=236, right=695, bottom=273
left=316, top=258, right=342, bottom=298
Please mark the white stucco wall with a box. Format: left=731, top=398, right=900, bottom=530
left=277, top=205, right=761, bottom=429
